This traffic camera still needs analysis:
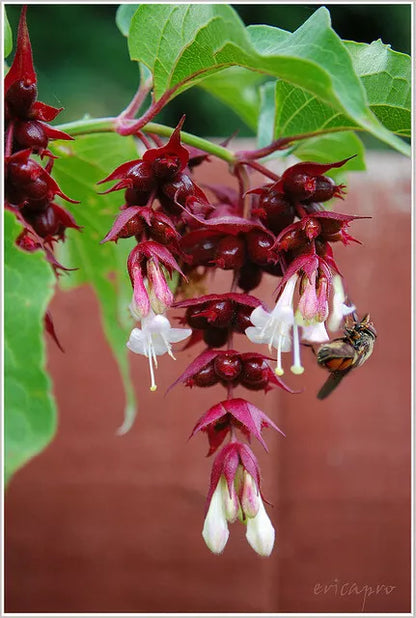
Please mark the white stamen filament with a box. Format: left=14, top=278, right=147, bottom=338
left=290, top=323, right=304, bottom=375
left=147, top=342, right=157, bottom=392
left=275, top=333, right=284, bottom=376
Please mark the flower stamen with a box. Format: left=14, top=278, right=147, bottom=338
left=290, top=322, right=304, bottom=375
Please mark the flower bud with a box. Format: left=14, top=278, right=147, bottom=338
left=130, top=266, right=150, bottom=319
left=221, top=477, right=240, bottom=523
left=297, top=272, right=319, bottom=323
left=147, top=259, right=174, bottom=314
left=241, top=471, right=260, bottom=518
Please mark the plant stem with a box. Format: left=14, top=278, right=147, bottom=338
left=119, top=78, right=152, bottom=120
left=55, top=117, right=236, bottom=164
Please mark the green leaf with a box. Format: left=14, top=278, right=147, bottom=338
left=198, top=67, right=264, bottom=132
left=4, top=211, right=56, bottom=485
left=51, top=134, right=140, bottom=434
left=247, top=15, right=409, bottom=156
left=128, top=4, right=254, bottom=100
left=272, top=40, right=411, bottom=147
left=129, top=5, right=409, bottom=156
left=344, top=40, right=411, bottom=137
left=4, top=7, right=13, bottom=58
left=116, top=4, right=138, bottom=37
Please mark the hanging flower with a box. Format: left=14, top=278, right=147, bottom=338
left=202, top=442, right=276, bottom=556
left=245, top=274, right=303, bottom=375
left=127, top=309, right=191, bottom=391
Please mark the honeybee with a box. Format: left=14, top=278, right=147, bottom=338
left=316, top=313, right=377, bottom=399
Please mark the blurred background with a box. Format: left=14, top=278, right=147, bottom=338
left=4, top=3, right=412, bottom=614
left=5, top=3, right=411, bottom=136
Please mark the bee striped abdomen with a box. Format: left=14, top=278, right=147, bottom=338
left=325, top=357, right=354, bottom=371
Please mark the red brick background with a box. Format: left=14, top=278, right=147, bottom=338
left=5, top=152, right=411, bottom=613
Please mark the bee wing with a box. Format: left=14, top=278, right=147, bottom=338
left=317, top=369, right=352, bottom=400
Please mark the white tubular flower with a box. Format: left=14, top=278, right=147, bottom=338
left=245, top=274, right=298, bottom=376
left=245, top=498, right=276, bottom=557
left=328, top=274, right=356, bottom=332
left=127, top=309, right=191, bottom=391
left=202, top=478, right=230, bottom=554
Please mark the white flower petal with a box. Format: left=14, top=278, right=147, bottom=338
left=249, top=305, right=271, bottom=328
left=245, top=326, right=268, bottom=345
left=167, top=327, right=192, bottom=344
left=126, top=328, right=146, bottom=355
left=148, top=313, right=171, bottom=333
left=245, top=499, right=275, bottom=557
left=202, top=481, right=229, bottom=554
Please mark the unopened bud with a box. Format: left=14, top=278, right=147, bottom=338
left=241, top=471, right=260, bottom=519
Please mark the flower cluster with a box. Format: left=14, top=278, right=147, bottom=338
left=101, top=116, right=367, bottom=556
left=4, top=7, right=79, bottom=271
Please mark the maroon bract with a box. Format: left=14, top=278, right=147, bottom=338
left=191, top=397, right=284, bottom=455
left=5, top=7, right=72, bottom=155
left=4, top=6, right=78, bottom=281
left=170, top=348, right=293, bottom=394
left=276, top=157, right=354, bottom=204
left=276, top=211, right=366, bottom=251
left=101, top=205, right=181, bottom=247
left=175, top=292, right=264, bottom=340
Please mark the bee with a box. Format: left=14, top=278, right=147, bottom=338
left=316, top=313, right=377, bottom=399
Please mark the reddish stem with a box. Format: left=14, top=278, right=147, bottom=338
left=242, top=160, right=280, bottom=182
left=116, top=89, right=174, bottom=136
left=236, top=131, right=324, bottom=161
left=136, top=131, right=152, bottom=149
left=118, top=78, right=152, bottom=121
left=147, top=133, right=164, bottom=147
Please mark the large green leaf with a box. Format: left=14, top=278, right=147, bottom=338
left=272, top=41, right=411, bottom=142
left=4, top=211, right=56, bottom=484
left=3, top=6, right=12, bottom=58
left=247, top=19, right=409, bottom=156
left=128, top=5, right=409, bottom=156
left=128, top=4, right=253, bottom=99
left=51, top=134, right=140, bottom=434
